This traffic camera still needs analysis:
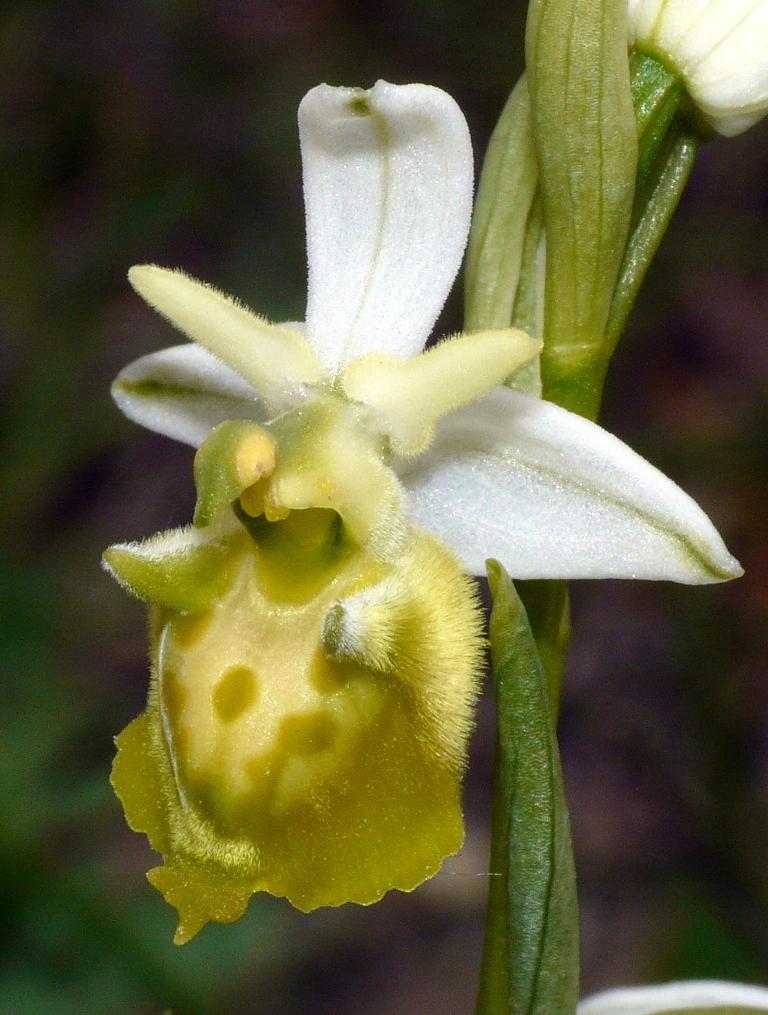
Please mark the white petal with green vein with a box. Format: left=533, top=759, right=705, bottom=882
left=578, top=978, right=768, bottom=1014
left=299, top=80, right=473, bottom=370
left=112, top=344, right=261, bottom=447
left=397, top=387, right=742, bottom=583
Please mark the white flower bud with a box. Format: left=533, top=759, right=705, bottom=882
left=628, top=0, right=768, bottom=136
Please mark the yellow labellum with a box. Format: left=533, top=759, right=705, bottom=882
left=112, top=515, right=483, bottom=943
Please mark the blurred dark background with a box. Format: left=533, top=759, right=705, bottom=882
left=1, top=1, right=767, bottom=1012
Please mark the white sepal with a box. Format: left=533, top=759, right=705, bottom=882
left=628, top=0, right=768, bottom=136
left=578, top=978, right=768, bottom=1014
left=112, top=344, right=261, bottom=447
left=398, top=387, right=742, bottom=583
left=299, top=80, right=473, bottom=370
left=128, top=265, right=324, bottom=412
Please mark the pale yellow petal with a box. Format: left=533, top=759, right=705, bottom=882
left=342, top=327, right=540, bottom=455
left=129, top=265, right=323, bottom=413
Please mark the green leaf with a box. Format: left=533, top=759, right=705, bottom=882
left=526, top=0, right=638, bottom=419
left=516, top=578, right=570, bottom=720
left=476, top=561, right=578, bottom=1015
left=465, top=75, right=539, bottom=334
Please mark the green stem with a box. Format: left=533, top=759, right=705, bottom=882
left=538, top=359, right=608, bottom=423
left=469, top=46, right=699, bottom=1015
left=508, top=191, right=545, bottom=396
left=522, top=73, right=697, bottom=726
left=630, top=50, right=685, bottom=194
left=605, top=128, right=698, bottom=354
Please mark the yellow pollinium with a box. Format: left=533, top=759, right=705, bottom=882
left=192, top=420, right=278, bottom=528
left=112, top=510, right=482, bottom=944
left=234, top=429, right=276, bottom=488
left=239, top=482, right=266, bottom=518
left=234, top=430, right=278, bottom=519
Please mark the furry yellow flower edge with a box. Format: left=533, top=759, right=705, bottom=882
left=104, top=81, right=741, bottom=944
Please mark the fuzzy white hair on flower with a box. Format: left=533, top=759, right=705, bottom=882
left=578, top=978, right=768, bottom=1013
left=113, top=79, right=741, bottom=586
left=628, top=0, right=768, bottom=136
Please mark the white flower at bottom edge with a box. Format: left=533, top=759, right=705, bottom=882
left=103, top=81, right=742, bottom=943
left=579, top=978, right=768, bottom=1013
left=628, top=0, right=768, bottom=137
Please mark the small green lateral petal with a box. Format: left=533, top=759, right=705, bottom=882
left=193, top=420, right=277, bottom=527
left=102, top=527, right=236, bottom=613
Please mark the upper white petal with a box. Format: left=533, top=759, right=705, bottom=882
left=299, top=80, right=473, bottom=370
left=112, top=344, right=262, bottom=447
left=629, top=0, right=768, bottom=135
left=397, top=387, right=742, bottom=582
left=578, top=979, right=768, bottom=1014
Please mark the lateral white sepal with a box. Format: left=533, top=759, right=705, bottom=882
left=398, top=387, right=742, bottom=583
left=112, top=344, right=261, bottom=447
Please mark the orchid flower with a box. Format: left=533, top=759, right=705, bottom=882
left=579, top=978, right=768, bottom=1013
left=104, top=80, right=741, bottom=944
left=628, top=0, right=768, bottom=137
